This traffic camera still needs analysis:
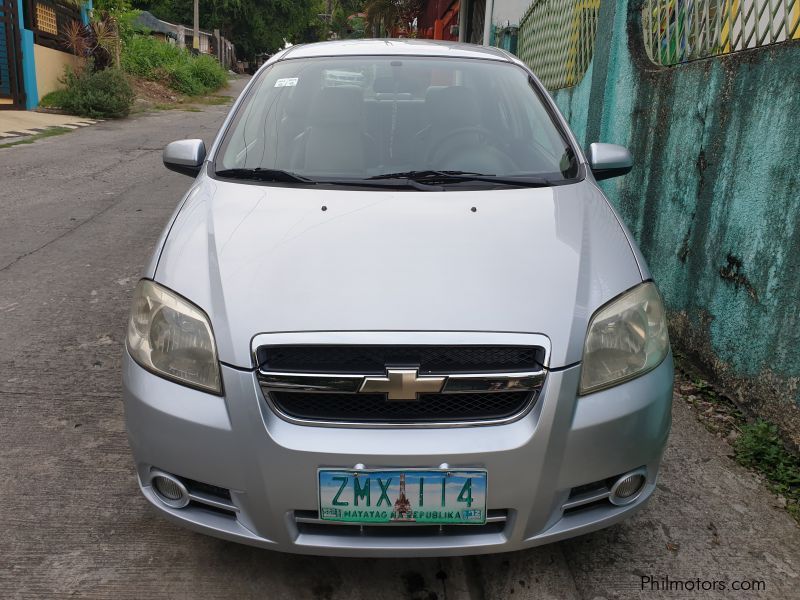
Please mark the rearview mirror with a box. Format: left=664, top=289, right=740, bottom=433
left=588, top=143, right=632, bottom=181
left=163, top=139, right=206, bottom=177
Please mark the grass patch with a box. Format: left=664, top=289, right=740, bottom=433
left=675, top=359, right=800, bottom=523
left=142, top=93, right=230, bottom=113
left=0, top=127, right=72, bottom=149
left=39, top=88, right=71, bottom=109
left=122, top=35, right=227, bottom=96
left=190, top=95, right=231, bottom=106
left=150, top=102, right=180, bottom=111
left=734, top=420, right=800, bottom=521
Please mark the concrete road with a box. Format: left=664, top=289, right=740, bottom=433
left=1, top=78, right=798, bottom=600
left=0, top=111, right=103, bottom=140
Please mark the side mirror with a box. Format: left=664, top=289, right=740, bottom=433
left=588, top=143, right=633, bottom=181
left=163, top=139, right=206, bottom=177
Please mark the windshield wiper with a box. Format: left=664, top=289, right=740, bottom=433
left=369, top=170, right=481, bottom=180
left=215, top=168, right=314, bottom=184
left=368, top=170, right=555, bottom=187
left=214, top=168, right=553, bottom=189
left=320, top=177, right=442, bottom=190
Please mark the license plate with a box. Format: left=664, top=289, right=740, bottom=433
left=318, top=469, right=487, bottom=524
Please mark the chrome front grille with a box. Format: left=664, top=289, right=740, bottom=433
left=256, top=344, right=546, bottom=427
left=256, top=345, right=545, bottom=374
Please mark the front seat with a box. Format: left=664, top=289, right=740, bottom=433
left=418, top=85, right=511, bottom=173
left=277, top=76, right=314, bottom=151
left=292, top=86, right=368, bottom=176
left=418, top=86, right=481, bottom=155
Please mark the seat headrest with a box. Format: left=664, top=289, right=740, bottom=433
left=284, top=76, right=314, bottom=117
left=310, top=86, right=364, bottom=125
left=425, top=86, right=481, bottom=126
left=374, top=73, right=426, bottom=95
left=373, top=76, right=395, bottom=94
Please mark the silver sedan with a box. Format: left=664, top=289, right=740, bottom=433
left=122, top=39, right=672, bottom=556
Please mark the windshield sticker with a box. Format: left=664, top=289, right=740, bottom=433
left=275, top=78, right=299, bottom=88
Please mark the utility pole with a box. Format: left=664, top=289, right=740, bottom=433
left=483, top=0, right=494, bottom=45
left=193, top=0, right=200, bottom=51
left=326, top=0, right=332, bottom=38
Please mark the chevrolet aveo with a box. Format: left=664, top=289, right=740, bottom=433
left=122, top=40, right=672, bottom=556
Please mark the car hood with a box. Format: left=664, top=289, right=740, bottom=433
left=153, top=175, right=643, bottom=369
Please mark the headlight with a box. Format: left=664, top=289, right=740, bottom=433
left=126, top=279, right=222, bottom=394
left=579, top=282, right=669, bottom=395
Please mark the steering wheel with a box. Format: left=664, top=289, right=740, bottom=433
left=426, top=126, right=512, bottom=166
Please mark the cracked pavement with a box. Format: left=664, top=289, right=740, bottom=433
left=0, top=77, right=798, bottom=599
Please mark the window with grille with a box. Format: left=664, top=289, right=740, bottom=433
left=35, top=2, right=58, bottom=35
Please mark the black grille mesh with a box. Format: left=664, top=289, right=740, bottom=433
left=295, top=520, right=507, bottom=537
left=257, top=345, right=545, bottom=374
left=270, top=391, right=532, bottom=423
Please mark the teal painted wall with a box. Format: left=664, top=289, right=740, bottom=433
left=547, top=1, right=800, bottom=439
left=551, top=62, right=592, bottom=144
left=17, top=0, right=37, bottom=109
left=82, top=1, right=93, bottom=26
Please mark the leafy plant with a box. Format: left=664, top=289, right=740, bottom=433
left=187, top=54, right=227, bottom=90
left=163, top=62, right=204, bottom=95
left=60, top=14, right=120, bottom=69
left=677, top=363, right=800, bottom=524
left=92, top=18, right=120, bottom=58
left=734, top=419, right=800, bottom=520
left=49, top=66, right=135, bottom=118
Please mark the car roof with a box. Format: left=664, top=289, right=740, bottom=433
left=276, top=39, right=517, bottom=63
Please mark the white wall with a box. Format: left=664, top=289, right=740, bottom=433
left=490, top=0, right=532, bottom=25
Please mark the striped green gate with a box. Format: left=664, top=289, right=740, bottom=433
left=517, top=0, right=600, bottom=90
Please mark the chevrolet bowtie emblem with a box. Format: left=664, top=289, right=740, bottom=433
left=360, top=369, right=446, bottom=401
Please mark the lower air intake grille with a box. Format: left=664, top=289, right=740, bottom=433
left=269, top=391, right=533, bottom=423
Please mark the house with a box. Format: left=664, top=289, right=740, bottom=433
left=1, top=0, right=91, bottom=110
left=417, top=0, right=488, bottom=45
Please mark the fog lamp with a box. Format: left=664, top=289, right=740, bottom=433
left=151, top=472, right=190, bottom=508
left=609, top=470, right=647, bottom=506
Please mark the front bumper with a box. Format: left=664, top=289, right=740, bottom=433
left=122, top=351, right=672, bottom=557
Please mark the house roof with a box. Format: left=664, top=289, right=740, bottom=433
left=134, top=11, right=214, bottom=38
left=134, top=11, right=177, bottom=36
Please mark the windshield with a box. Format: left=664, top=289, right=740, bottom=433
left=215, top=56, right=580, bottom=185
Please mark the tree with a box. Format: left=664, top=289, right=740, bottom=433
left=364, top=0, right=421, bottom=37
left=131, top=0, right=321, bottom=59
left=328, top=0, right=368, bottom=40
left=364, top=0, right=397, bottom=36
